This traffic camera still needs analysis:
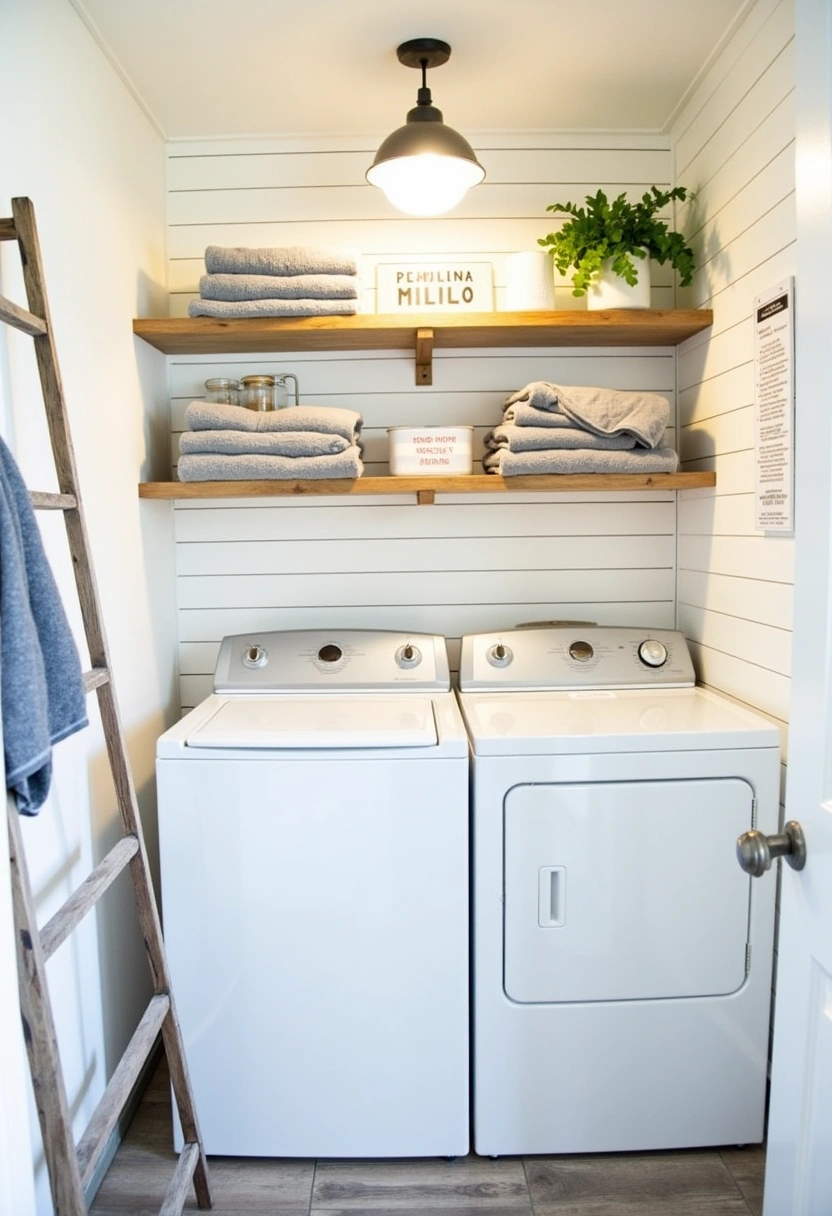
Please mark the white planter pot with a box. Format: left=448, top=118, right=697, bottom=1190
left=586, top=254, right=651, bottom=310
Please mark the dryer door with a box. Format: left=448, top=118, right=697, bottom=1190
left=504, top=778, right=753, bottom=1003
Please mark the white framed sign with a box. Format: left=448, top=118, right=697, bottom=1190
left=376, top=261, right=493, bottom=313
left=753, top=278, right=795, bottom=533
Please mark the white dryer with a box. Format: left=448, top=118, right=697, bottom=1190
left=457, top=626, right=780, bottom=1156
left=156, top=629, right=469, bottom=1158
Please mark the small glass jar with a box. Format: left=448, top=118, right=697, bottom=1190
left=273, top=373, right=300, bottom=409
left=240, top=375, right=276, bottom=411
left=204, top=377, right=240, bottom=405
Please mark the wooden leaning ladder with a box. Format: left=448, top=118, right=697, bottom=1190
left=0, top=197, right=212, bottom=1214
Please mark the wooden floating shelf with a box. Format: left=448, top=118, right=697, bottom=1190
left=139, top=471, right=716, bottom=506
left=133, top=309, right=713, bottom=385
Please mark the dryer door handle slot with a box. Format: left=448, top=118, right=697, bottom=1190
left=538, top=867, right=566, bottom=927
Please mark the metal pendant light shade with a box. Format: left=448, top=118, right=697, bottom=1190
left=367, top=39, right=485, bottom=217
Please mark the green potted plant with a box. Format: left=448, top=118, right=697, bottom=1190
left=537, top=186, right=695, bottom=310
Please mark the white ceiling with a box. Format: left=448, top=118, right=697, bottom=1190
left=70, top=0, right=752, bottom=142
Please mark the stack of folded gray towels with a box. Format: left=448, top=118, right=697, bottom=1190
left=188, top=245, right=361, bottom=319
left=483, top=381, right=679, bottom=475
left=177, top=401, right=364, bottom=482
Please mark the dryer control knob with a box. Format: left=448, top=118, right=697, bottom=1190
left=242, top=644, right=268, bottom=669
left=638, top=639, right=668, bottom=668
left=396, top=643, right=422, bottom=668
left=487, top=643, right=513, bottom=667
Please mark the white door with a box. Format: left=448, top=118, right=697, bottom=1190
left=762, top=0, right=832, bottom=1209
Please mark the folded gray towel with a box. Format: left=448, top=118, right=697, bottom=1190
left=205, top=245, right=360, bottom=277
left=188, top=297, right=358, bottom=319
left=199, top=273, right=359, bottom=302
left=185, top=401, right=362, bottom=445
left=485, top=423, right=637, bottom=453
left=178, top=448, right=364, bottom=482
left=504, top=382, right=670, bottom=450
left=503, top=402, right=582, bottom=429
left=180, top=429, right=350, bottom=458
left=0, top=436, right=88, bottom=814
left=483, top=446, right=680, bottom=476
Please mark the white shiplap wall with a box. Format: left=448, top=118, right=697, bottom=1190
left=164, top=135, right=682, bottom=709
left=672, top=0, right=795, bottom=1057
left=673, top=0, right=795, bottom=748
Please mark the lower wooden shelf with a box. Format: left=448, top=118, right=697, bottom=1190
left=139, top=471, right=715, bottom=505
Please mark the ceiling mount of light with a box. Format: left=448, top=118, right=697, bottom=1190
left=366, top=38, right=485, bottom=217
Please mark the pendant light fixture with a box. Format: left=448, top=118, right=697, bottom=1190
left=366, top=38, right=485, bottom=217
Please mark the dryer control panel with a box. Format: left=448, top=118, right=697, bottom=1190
left=459, top=626, right=696, bottom=691
left=214, top=629, right=451, bottom=693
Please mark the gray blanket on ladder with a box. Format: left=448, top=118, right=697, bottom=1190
left=0, top=436, right=88, bottom=814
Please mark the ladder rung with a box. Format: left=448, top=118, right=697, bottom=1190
left=30, top=490, right=77, bottom=511
left=40, top=835, right=139, bottom=961
left=0, top=217, right=17, bottom=241
left=83, top=666, right=111, bottom=693
left=0, top=292, right=48, bottom=336
left=160, top=1142, right=201, bottom=1216
left=77, top=992, right=171, bottom=1188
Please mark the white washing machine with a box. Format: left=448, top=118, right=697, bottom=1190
left=457, top=625, right=780, bottom=1157
left=156, top=629, right=469, bottom=1158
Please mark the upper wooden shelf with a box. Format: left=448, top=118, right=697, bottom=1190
left=133, top=309, right=713, bottom=385
left=139, top=471, right=716, bottom=506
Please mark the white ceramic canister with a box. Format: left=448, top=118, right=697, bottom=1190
left=388, top=426, right=473, bottom=476
left=503, top=252, right=556, bottom=311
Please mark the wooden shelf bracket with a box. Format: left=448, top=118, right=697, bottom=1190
left=415, top=327, right=434, bottom=385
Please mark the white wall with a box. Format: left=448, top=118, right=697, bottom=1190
left=162, top=134, right=685, bottom=709
left=0, top=0, right=174, bottom=1208
left=0, top=799, right=36, bottom=1216
left=671, top=0, right=795, bottom=1060
left=672, top=0, right=795, bottom=744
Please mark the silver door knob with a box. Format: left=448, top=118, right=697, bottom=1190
left=736, top=820, right=807, bottom=877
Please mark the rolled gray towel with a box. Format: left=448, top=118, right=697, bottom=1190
left=205, top=245, right=360, bottom=277
left=485, top=423, right=638, bottom=453
left=188, top=297, right=357, bottom=319
left=483, top=446, right=680, bottom=476
left=504, top=382, right=670, bottom=450
left=184, top=401, right=362, bottom=445
left=177, top=447, right=364, bottom=482
left=179, top=429, right=350, bottom=458
left=199, top=273, right=359, bottom=302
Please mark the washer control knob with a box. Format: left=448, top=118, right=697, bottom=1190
left=568, top=640, right=594, bottom=662
left=638, top=639, right=668, bottom=668
left=396, top=643, right=422, bottom=668
left=487, top=643, right=513, bottom=667
left=318, top=643, right=343, bottom=663
left=242, top=644, right=268, bottom=669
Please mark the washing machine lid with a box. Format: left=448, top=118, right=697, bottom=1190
left=458, top=686, right=780, bottom=755
left=183, top=695, right=439, bottom=749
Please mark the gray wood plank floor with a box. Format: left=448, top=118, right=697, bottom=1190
left=90, top=1059, right=765, bottom=1216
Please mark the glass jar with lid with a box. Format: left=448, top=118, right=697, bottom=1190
left=273, top=373, right=300, bottom=408
left=240, top=375, right=276, bottom=411
left=204, top=377, right=240, bottom=405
